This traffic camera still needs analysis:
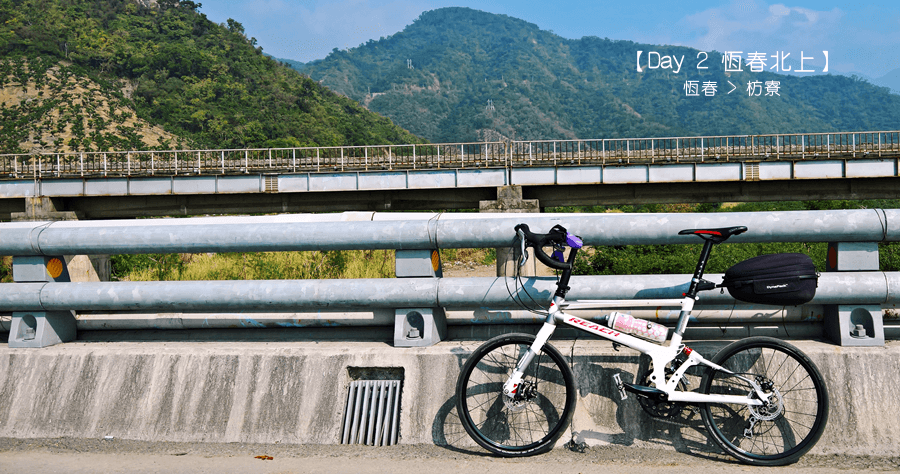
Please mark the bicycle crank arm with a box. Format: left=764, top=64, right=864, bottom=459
left=613, top=373, right=628, bottom=400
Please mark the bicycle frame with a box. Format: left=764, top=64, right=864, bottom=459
left=502, top=232, right=772, bottom=408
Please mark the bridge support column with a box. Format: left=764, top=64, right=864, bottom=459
left=824, top=242, right=885, bottom=346
left=11, top=197, right=110, bottom=282
left=479, top=186, right=544, bottom=277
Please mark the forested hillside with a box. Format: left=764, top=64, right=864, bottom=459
left=0, top=0, right=422, bottom=153
left=299, top=7, right=900, bottom=143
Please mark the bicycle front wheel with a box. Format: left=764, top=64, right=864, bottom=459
left=700, top=337, right=829, bottom=466
left=455, top=333, right=576, bottom=456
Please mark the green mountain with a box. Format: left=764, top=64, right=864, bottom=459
left=298, top=7, right=900, bottom=142
left=0, top=0, right=422, bottom=153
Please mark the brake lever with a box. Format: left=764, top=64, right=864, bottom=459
left=516, top=228, right=528, bottom=267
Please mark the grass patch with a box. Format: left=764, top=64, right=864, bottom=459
left=114, top=250, right=395, bottom=281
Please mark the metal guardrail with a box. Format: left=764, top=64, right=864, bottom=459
left=1, top=130, right=898, bottom=178
left=2, top=208, right=898, bottom=255
left=2, top=210, right=897, bottom=347
left=2, top=273, right=897, bottom=313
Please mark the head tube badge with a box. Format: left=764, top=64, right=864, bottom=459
left=566, top=233, right=583, bottom=249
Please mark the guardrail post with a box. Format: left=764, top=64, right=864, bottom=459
left=8, top=256, right=76, bottom=348
left=824, top=242, right=885, bottom=346
left=394, top=249, right=445, bottom=347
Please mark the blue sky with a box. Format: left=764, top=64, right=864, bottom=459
left=199, top=1, right=900, bottom=80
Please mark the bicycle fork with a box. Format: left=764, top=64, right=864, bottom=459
left=502, top=319, right=558, bottom=398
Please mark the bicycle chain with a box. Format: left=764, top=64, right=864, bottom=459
left=650, top=406, right=707, bottom=431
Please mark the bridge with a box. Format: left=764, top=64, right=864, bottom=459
left=1, top=130, right=898, bottom=219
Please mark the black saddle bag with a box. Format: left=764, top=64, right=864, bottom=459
left=720, top=253, right=818, bottom=306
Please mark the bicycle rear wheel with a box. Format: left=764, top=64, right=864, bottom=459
left=456, top=333, right=576, bottom=456
left=700, top=337, right=829, bottom=466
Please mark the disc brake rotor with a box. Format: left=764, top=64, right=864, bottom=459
left=503, top=380, right=537, bottom=412
left=747, top=378, right=784, bottom=421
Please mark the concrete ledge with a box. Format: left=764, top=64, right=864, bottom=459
left=0, top=334, right=897, bottom=457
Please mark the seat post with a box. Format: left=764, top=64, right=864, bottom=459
left=685, top=239, right=716, bottom=299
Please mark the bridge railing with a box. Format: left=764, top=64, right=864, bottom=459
left=509, top=131, right=900, bottom=165
left=1, top=131, right=899, bottom=179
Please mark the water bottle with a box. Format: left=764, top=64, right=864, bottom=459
left=607, top=312, right=668, bottom=344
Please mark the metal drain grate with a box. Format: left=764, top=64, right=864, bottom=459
left=341, top=380, right=401, bottom=446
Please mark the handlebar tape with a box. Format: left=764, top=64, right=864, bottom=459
left=515, top=223, right=572, bottom=271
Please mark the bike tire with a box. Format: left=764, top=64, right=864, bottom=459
left=456, top=333, right=576, bottom=456
left=699, top=336, right=829, bottom=466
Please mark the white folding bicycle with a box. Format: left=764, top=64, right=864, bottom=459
left=455, top=223, right=829, bottom=466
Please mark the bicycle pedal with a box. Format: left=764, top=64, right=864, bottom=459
left=613, top=373, right=628, bottom=400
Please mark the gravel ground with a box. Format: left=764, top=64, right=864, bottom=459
left=1, top=438, right=897, bottom=474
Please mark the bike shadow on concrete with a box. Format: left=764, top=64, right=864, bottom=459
left=431, top=344, right=734, bottom=462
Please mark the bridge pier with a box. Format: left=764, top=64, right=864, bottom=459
left=479, top=185, right=548, bottom=277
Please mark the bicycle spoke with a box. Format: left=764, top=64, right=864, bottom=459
left=456, top=334, right=575, bottom=456
left=701, top=337, right=828, bottom=466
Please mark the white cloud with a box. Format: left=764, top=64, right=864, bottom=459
left=679, top=0, right=844, bottom=51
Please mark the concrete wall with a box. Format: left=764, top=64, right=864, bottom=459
left=0, top=334, right=897, bottom=457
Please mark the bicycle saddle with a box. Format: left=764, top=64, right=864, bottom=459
left=678, top=226, right=748, bottom=244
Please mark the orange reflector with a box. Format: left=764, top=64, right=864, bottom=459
left=431, top=250, right=440, bottom=272
left=47, top=258, right=64, bottom=279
